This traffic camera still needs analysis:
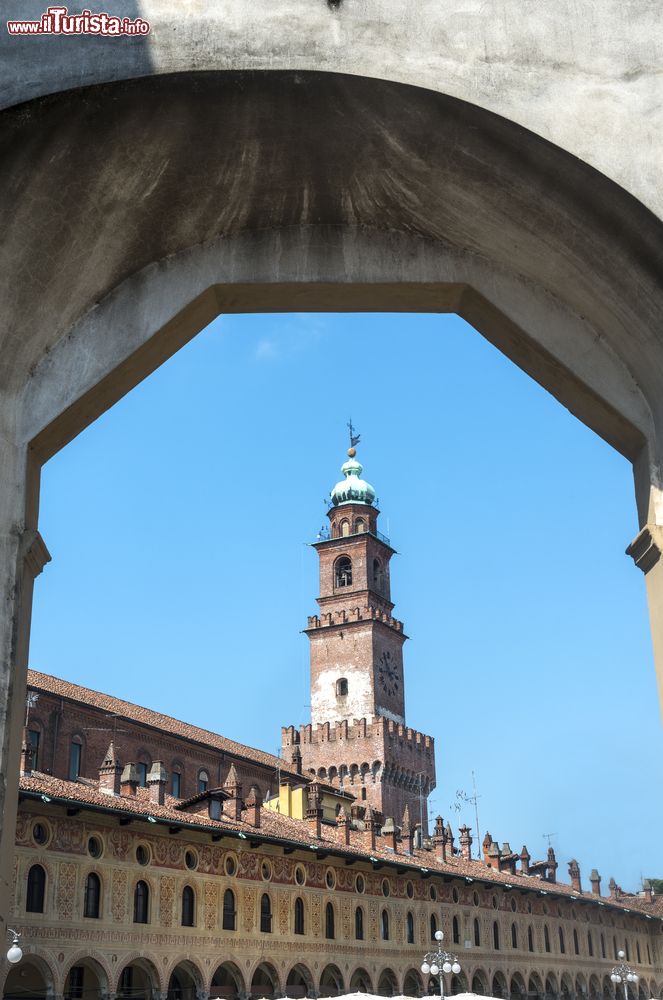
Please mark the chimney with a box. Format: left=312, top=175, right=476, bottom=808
left=568, top=859, right=582, bottom=893
left=546, top=846, right=558, bottom=884
left=383, top=817, right=399, bottom=853
left=608, top=877, right=618, bottom=900
left=643, top=879, right=654, bottom=903
left=121, top=762, right=138, bottom=796
left=401, top=805, right=414, bottom=855
left=589, top=869, right=601, bottom=896
left=487, top=841, right=502, bottom=870
left=520, top=845, right=530, bottom=875
left=337, top=809, right=352, bottom=847
left=445, top=822, right=455, bottom=856
left=291, top=744, right=302, bottom=776
left=363, top=805, right=377, bottom=851
left=306, top=784, right=323, bottom=839
left=99, top=742, right=122, bottom=795
left=147, top=761, right=168, bottom=806
left=482, top=831, right=493, bottom=864
left=20, top=728, right=32, bottom=777
left=224, top=763, right=243, bottom=821
left=432, top=816, right=446, bottom=861
left=245, top=785, right=262, bottom=828
left=459, top=824, right=473, bottom=861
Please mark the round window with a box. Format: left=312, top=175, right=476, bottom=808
left=381, top=878, right=390, bottom=898
left=295, top=864, right=306, bottom=886
left=224, top=854, right=237, bottom=876
left=261, top=860, right=272, bottom=881
left=406, top=881, right=414, bottom=899
left=325, top=868, right=336, bottom=889
left=185, top=850, right=197, bottom=871
left=452, top=887, right=459, bottom=903
left=88, top=835, right=102, bottom=858
left=355, top=874, right=365, bottom=894
left=136, top=844, right=150, bottom=866
left=429, top=885, right=437, bottom=902
left=32, top=822, right=48, bottom=846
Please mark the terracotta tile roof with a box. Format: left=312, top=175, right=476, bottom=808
left=27, top=669, right=301, bottom=778
left=17, top=772, right=660, bottom=922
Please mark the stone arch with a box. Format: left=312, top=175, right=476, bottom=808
left=2, top=62, right=663, bottom=940
left=209, top=962, right=245, bottom=1000
left=286, top=965, right=314, bottom=999
left=472, top=970, right=489, bottom=995
left=115, top=956, right=162, bottom=997
left=589, top=976, right=601, bottom=1000
left=166, top=960, right=206, bottom=1000
left=62, top=954, right=111, bottom=1000
left=249, top=963, right=280, bottom=1000
left=377, top=969, right=399, bottom=998
left=349, top=970, right=373, bottom=994
left=451, top=972, right=468, bottom=995
left=529, top=973, right=545, bottom=998
left=576, top=974, right=588, bottom=998
left=511, top=972, right=527, bottom=999
left=602, top=976, right=615, bottom=1000
left=403, top=970, right=423, bottom=997
left=319, top=965, right=344, bottom=998
left=493, top=971, right=509, bottom=999
left=561, top=973, right=574, bottom=999
left=2, top=953, right=57, bottom=1000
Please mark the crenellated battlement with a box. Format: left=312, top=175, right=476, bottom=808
left=282, top=717, right=434, bottom=754
left=306, top=605, right=404, bottom=632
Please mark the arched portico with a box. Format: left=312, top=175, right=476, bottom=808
left=349, top=970, right=373, bottom=994
left=286, top=965, right=314, bottom=999
left=493, top=972, right=509, bottom=999
left=403, top=970, right=423, bottom=997
left=210, top=963, right=245, bottom=1000
left=473, top=970, right=489, bottom=996
left=116, top=958, right=160, bottom=1000
left=1, top=58, right=663, bottom=942
left=167, top=962, right=204, bottom=1000
left=3, top=956, right=55, bottom=1000
left=63, top=958, right=110, bottom=1000
left=377, top=969, right=399, bottom=998
left=319, top=966, right=344, bottom=998
left=250, top=964, right=279, bottom=1000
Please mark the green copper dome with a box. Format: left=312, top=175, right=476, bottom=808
left=330, top=449, right=376, bottom=507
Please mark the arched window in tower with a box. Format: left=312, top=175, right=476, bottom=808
left=325, top=902, right=335, bottom=940
left=355, top=906, right=364, bottom=941
left=474, top=918, right=481, bottom=947
left=493, top=921, right=500, bottom=950
left=335, top=556, right=352, bottom=588
left=26, top=864, right=45, bottom=913
left=336, top=678, right=348, bottom=697
left=573, top=928, right=579, bottom=955
left=181, top=886, right=195, bottom=927
left=544, top=925, right=551, bottom=953
left=294, top=897, right=305, bottom=935
left=198, top=769, right=209, bottom=793
left=511, top=922, right=518, bottom=949
left=588, top=931, right=594, bottom=957
left=340, top=519, right=350, bottom=537
left=407, top=911, right=415, bottom=944
left=381, top=909, right=390, bottom=941
left=372, top=558, right=384, bottom=592
left=452, top=916, right=460, bottom=945
left=559, top=927, right=565, bottom=954
left=430, top=914, right=438, bottom=941
left=528, top=926, right=534, bottom=952
left=355, top=518, right=365, bottom=533
left=260, top=893, right=272, bottom=933
left=133, top=880, right=149, bottom=924
left=222, top=889, right=236, bottom=930
left=84, top=872, right=101, bottom=918
left=601, top=933, right=606, bottom=959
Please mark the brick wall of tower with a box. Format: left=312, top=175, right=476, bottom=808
left=282, top=718, right=435, bottom=830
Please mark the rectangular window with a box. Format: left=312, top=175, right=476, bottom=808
left=136, top=762, right=148, bottom=787
left=28, top=730, right=40, bottom=770
left=69, top=742, right=82, bottom=781
left=172, top=771, right=181, bottom=797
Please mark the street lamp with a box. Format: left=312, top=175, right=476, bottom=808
left=611, top=950, right=640, bottom=1000
left=421, top=930, right=461, bottom=1000
left=6, top=928, right=22, bottom=965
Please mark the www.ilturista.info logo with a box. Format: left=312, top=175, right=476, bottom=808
left=7, top=6, right=150, bottom=35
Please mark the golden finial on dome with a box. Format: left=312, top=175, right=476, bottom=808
left=347, top=418, right=360, bottom=457
left=347, top=447, right=356, bottom=458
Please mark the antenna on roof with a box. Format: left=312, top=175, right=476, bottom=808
left=543, top=832, right=557, bottom=847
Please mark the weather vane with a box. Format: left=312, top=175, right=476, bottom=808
left=347, top=418, right=361, bottom=450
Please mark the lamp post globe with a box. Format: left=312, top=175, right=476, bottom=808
left=421, top=963, right=431, bottom=976
left=6, top=943, right=22, bottom=964
left=435, top=930, right=444, bottom=942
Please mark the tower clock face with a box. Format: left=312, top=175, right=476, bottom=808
left=377, top=650, right=399, bottom=697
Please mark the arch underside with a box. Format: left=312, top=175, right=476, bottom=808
left=1, top=65, right=663, bottom=943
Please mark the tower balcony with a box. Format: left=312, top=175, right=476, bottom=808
left=313, top=526, right=391, bottom=547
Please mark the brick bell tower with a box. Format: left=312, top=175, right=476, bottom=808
left=282, top=433, right=436, bottom=833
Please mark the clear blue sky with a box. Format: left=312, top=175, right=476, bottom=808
left=29, top=312, right=661, bottom=892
